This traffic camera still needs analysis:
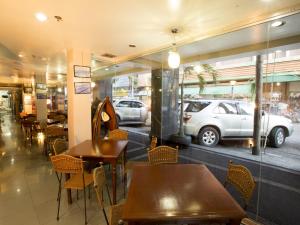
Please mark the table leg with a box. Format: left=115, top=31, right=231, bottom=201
left=65, top=174, right=72, bottom=204
left=112, top=161, right=117, bottom=204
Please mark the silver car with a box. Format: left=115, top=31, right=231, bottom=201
left=113, top=99, right=148, bottom=124
left=183, top=100, right=294, bottom=148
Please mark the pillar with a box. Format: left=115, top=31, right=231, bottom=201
left=253, top=55, right=262, bottom=155
left=35, top=74, right=47, bottom=122
left=67, top=49, right=92, bottom=147
left=151, top=68, right=179, bottom=141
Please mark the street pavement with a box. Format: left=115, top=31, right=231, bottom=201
left=121, top=123, right=300, bottom=171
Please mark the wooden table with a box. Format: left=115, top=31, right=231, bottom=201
left=122, top=164, right=246, bottom=225
left=66, top=139, right=128, bottom=204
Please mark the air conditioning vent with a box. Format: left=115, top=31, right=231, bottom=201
left=101, top=53, right=117, bottom=58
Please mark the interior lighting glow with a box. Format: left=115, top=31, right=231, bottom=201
left=271, top=21, right=285, bottom=27
left=35, top=12, right=48, bottom=22
left=168, top=51, right=180, bottom=69
left=168, top=0, right=181, bottom=11
left=276, top=82, right=281, bottom=86
left=91, top=82, right=96, bottom=88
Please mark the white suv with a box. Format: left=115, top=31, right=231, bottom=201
left=183, top=100, right=294, bottom=148
left=113, top=99, right=148, bottom=125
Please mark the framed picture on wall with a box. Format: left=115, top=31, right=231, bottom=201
left=74, top=82, right=91, bottom=94
left=74, top=65, right=91, bottom=78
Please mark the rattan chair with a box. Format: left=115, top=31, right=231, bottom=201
left=149, top=136, right=157, bottom=150
left=148, top=145, right=178, bottom=165
left=50, top=155, right=93, bottom=225
left=108, top=129, right=128, bottom=140
left=224, top=160, right=256, bottom=210
left=52, top=138, right=68, bottom=155
left=44, top=125, right=67, bottom=155
left=241, top=218, right=263, bottom=225
left=93, top=164, right=113, bottom=225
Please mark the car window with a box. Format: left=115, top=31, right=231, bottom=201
left=131, top=101, right=143, bottom=108
left=185, top=102, right=211, bottom=112
left=116, top=101, right=131, bottom=107
left=214, top=102, right=238, bottom=114
left=239, top=102, right=254, bottom=115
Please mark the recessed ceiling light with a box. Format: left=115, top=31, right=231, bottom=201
left=35, top=12, right=48, bottom=22
left=129, top=44, right=136, bottom=48
left=18, top=54, right=23, bottom=58
left=271, top=21, right=285, bottom=28
left=105, top=68, right=109, bottom=71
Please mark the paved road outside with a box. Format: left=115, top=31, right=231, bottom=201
left=121, top=123, right=300, bottom=171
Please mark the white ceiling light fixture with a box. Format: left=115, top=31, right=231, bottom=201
left=18, top=53, right=23, bottom=58
left=91, top=82, right=96, bottom=88
left=35, top=12, right=48, bottom=22
left=271, top=20, right=285, bottom=27
left=168, top=28, right=180, bottom=69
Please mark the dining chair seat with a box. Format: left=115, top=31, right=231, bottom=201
left=64, top=172, right=94, bottom=189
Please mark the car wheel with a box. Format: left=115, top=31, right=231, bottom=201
left=269, top=127, right=285, bottom=148
left=198, top=127, right=220, bottom=147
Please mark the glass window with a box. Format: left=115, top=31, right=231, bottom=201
left=185, top=101, right=211, bottom=112
left=131, top=101, right=143, bottom=108
left=214, top=102, right=238, bottom=114
left=116, top=101, right=131, bottom=107
left=238, top=102, right=254, bottom=115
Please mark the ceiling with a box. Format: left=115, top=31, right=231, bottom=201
left=1, top=0, right=300, bottom=84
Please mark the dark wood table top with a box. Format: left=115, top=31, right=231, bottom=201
left=122, top=164, right=246, bottom=224
left=66, top=139, right=128, bottom=159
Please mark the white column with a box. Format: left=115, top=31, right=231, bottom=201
left=67, top=49, right=92, bottom=147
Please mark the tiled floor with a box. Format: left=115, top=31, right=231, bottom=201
left=0, top=114, right=126, bottom=225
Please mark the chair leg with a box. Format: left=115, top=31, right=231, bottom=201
left=88, top=185, right=91, bottom=199
left=83, top=186, right=87, bottom=225
left=77, top=190, right=79, bottom=200
left=56, top=174, right=62, bottom=220
left=106, top=184, right=112, bottom=206
left=102, top=208, right=109, bottom=225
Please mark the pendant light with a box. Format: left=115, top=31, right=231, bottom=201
left=168, top=28, right=180, bottom=69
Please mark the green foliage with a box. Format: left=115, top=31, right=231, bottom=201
left=183, top=64, right=219, bottom=94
